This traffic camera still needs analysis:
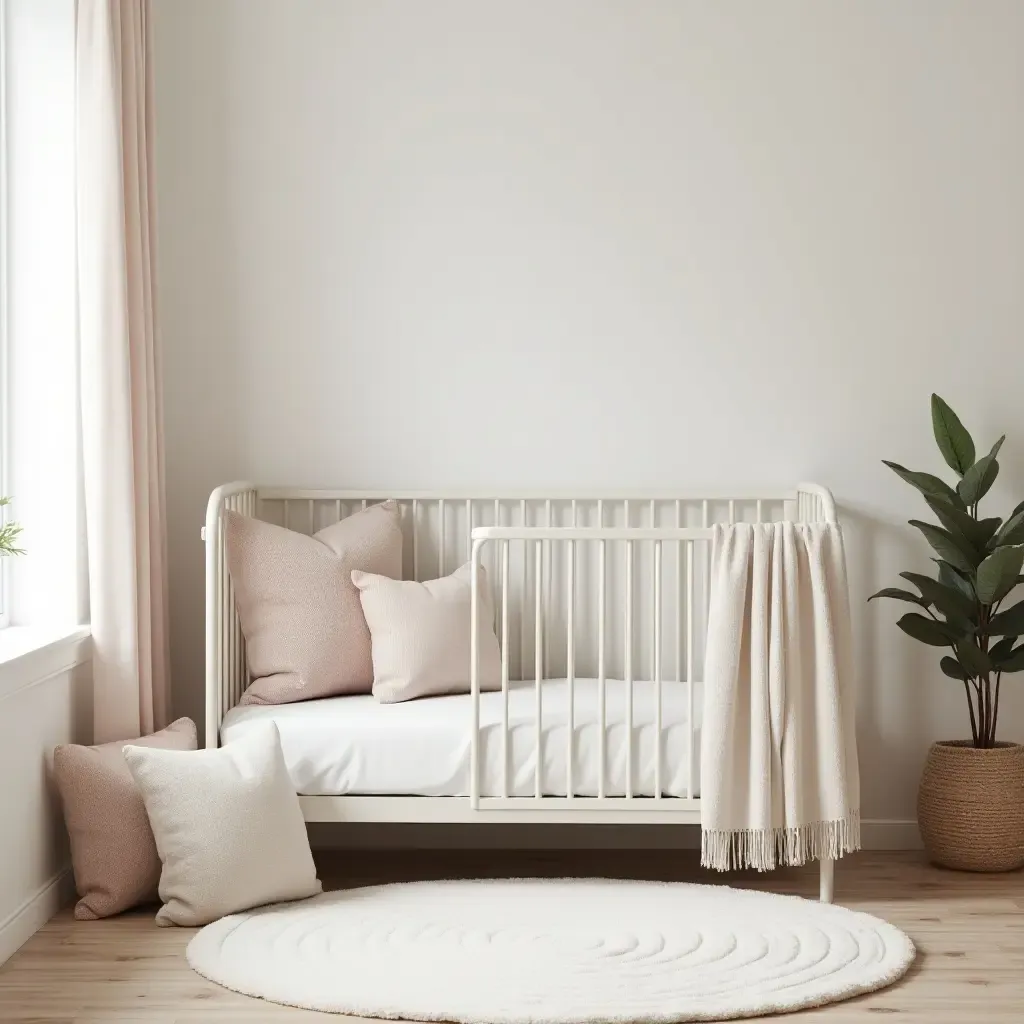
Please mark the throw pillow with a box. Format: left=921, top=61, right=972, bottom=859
left=123, top=722, right=321, bottom=927
left=53, top=717, right=198, bottom=920
left=352, top=561, right=502, bottom=703
left=225, top=500, right=403, bottom=704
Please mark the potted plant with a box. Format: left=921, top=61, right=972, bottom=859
left=872, top=395, right=1024, bottom=871
left=0, top=497, right=24, bottom=557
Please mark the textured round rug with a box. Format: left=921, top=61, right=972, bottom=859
left=186, top=878, right=915, bottom=1022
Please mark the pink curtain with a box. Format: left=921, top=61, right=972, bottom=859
left=76, top=0, right=170, bottom=741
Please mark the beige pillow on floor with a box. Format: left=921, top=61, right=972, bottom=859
left=53, top=718, right=198, bottom=921
left=353, top=561, right=502, bottom=703
left=123, top=722, right=321, bottom=927
left=226, top=500, right=403, bottom=704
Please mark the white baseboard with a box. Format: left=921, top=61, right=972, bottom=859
left=308, top=819, right=923, bottom=852
left=0, top=866, right=74, bottom=967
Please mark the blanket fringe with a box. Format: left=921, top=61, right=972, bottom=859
left=700, top=811, right=861, bottom=872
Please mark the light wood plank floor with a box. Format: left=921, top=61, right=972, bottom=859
left=0, top=850, right=1021, bottom=1022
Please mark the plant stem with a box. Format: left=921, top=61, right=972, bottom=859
left=992, top=672, right=1002, bottom=747
left=964, top=680, right=980, bottom=746
left=978, top=675, right=987, bottom=749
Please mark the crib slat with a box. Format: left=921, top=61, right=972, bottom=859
left=520, top=498, right=527, bottom=682
left=534, top=540, right=543, bottom=800
left=494, top=499, right=501, bottom=634
left=654, top=539, right=662, bottom=799
left=625, top=538, right=634, bottom=799
left=675, top=501, right=682, bottom=691
left=470, top=540, right=481, bottom=808
left=226, top=498, right=235, bottom=708
left=501, top=540, right=510, bottom=799
left=466, top=499, right=472, bottom=561
left=687, top=539, right=695, bottom=799
left=597, top=500, right=606, bottom=801
left=566, top=537, right=575, bottom=800
left=438, top=499, right=446, bottom=577
left=217, top=515, right=226, bottom=722
left=225, top=497, right=235, bottom=708
left=412, top=499, right=419, bottom=581
left=544, top=499, right=552, bottom=678
left=702, top=499, right=710, bottom=731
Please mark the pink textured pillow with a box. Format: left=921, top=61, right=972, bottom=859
left=226, top=500, right=403, bottom=705
left=353, top=561, right=502, bottom=703
left=52, top=718, right=198, bottom=920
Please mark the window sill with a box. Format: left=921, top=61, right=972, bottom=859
left=0, top=625, right=92, bottom=702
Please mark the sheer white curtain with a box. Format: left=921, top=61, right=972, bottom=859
left=76, top=0, right=170, bottom=741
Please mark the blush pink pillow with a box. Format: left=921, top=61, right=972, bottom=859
left=52, top=718, right=198, bottom=920
left=226, top=500, right=403, bottom=705
left=353, top=561, right=502, bottom=703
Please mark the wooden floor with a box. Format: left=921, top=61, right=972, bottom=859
left=0, top=850, right=1021, bottom=1022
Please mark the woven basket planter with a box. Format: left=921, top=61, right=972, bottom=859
left=917, top=741, right=1024, bottom=872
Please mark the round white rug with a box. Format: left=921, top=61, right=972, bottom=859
left=187, top=878, right=915, bottom=1022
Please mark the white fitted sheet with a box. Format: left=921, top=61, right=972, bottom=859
left=220, top=678, right=703, bottom=798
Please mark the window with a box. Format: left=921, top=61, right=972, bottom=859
left=2, top=0, right=81, bottom=630
left=0, top=0, right=9, bottom=628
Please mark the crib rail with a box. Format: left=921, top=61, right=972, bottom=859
left=466, top=491, right=836, bottom=811
left=469, top=525, right=713, bottom=809
left=204, top=482, right=835, bottom=753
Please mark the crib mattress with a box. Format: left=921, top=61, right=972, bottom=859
left=220, top=678, right=703, bottom=798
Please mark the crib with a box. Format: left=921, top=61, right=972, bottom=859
left=205, top=482, right=839, bottom=901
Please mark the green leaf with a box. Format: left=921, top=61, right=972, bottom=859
left=883, top=462, right=965, bottom=509
left=931, top=394, right=976, bottom=476
left=990, top=636, right=1020, bottom=664
left=940, top=656, right=969, bottom=681
left=978, top=518, right=1004, bottom=547
left=868, top=587, right=929, bottom=607
left=993, top=509, right=1024, bottom=549
left=909, top=520, right=979, bottom=574
left=988, top=599, right=1024, bottom=636
left=899, top=572, right=978, bottom=625
left=936, top=559, right=976, bottom=601
left=956, top=640, right=993, bottom=677
left=975, top=546, right=1024, bottom=604
left=897, top=612, right=961, bottom=647
left=924, top=498, right=992, bottom=554
left=958, top=436, right=1005, bottom=506
left=996, top=645, right=1024, bottom=673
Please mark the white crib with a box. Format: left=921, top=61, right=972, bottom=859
left=205, top=482, right=839, bottom=901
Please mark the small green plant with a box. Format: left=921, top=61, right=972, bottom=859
left=871, top=395, right=1024, bottom=749
left=0, top=497, right=24, bottom=557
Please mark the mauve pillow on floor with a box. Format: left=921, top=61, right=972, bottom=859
left=53, top=718, right=198, bottom=920
left=225, top=500, right=403, bottom=705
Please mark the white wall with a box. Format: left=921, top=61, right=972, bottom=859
left=0, top=643, right=91, bottom=964
left=153, top=0, right=1024, bottom=835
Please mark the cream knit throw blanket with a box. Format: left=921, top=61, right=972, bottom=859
left=700, top=522, right=860, bottom=871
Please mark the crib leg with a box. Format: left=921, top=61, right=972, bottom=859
left=819, top=857, right=834, bottom=903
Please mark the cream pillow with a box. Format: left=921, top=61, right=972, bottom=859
left=225, top=500, right=402, bottom=704
left=123, top=722, right=321, bottom=927
left=53, top=718, right=197, bottom=920
left=353, top=561, right=502, bottom=703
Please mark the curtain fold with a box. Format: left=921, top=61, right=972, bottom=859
left=76, top=0, right=170, bottom=741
